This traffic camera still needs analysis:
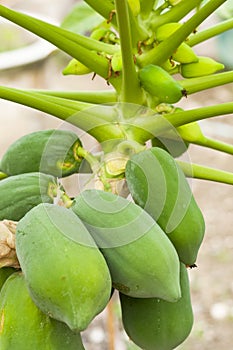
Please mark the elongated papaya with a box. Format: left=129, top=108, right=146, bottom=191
left=125, top=147, right=205, bottom=265
left=0, top=172, right=58, bottom=221
left=0, top=129, right=83, bottom=178
left=72, top=189, right=181, bottom=302
left=16, top=203, right=111, bottom=332
left=120, top=263, right=193, bottom=350
left=138, top=64, right=184, bottom=104
left=0, top=272, right=85, bottom=350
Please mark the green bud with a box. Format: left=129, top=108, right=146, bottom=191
left=172, top=42, right=198, bottom=64
left=62, top=59, right=92, bottom=76
left=155, top=22, right=182, bottom=42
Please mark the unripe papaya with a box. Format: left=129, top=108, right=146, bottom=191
left=0, top=172, right=57, bottom=221
left=72, top=189, right=181, bottom=302
left=0, top=129, right=83, bottom=178
left=155, top=22, right=182, bottom=42
left=125, top=147, right=205, bottom=265
left=139, top=64, right=184, bottom=104
left=0, top=272, right=85, bottom=350
left=63, top=58, right=92, bottom=75
left=120, top=263, right=193, bottom=350
left=111, top=51, right=122, bottom=72
left=172, top=42, right=198, bottom=64
left=16, top=203, right=111, bottom=332
left=180, top=56, right=225, bottom=78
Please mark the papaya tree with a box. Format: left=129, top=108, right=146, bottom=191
left=0, top=0, right=233, bottom=349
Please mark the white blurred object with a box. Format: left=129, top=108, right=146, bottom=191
left=0, top=13, right=58, bottom=70
left=210, top=302, right=229, bottom=320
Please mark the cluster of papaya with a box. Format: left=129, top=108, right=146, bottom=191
left=0, top=125, right=205, bottom=349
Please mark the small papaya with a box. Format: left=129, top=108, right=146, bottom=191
left=138, top=64, right=184, bottom=104
left=0, top=272, right=85, bottom=350
left=172, top=42, right=198, bottom=64
left=125, top=147, right=205, bottom=265
left=120, top=263, right=193, bottom=350
left=155, top=22, right=182, bottom=42
left=16, top=203, right=112, bottom=332
left=72, top=189, right=181, bottom=302
left=0, top=172, right=58, bottom=221
left=0, top=129, right=83, bottom=178
left=63, top=58, right=92, bottom=75
left=180, top=56, right=224, bottom=78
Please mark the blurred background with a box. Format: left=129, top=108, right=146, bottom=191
left=0, top=1, right=233, bottom=349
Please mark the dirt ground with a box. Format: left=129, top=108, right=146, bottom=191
left=0, top=2, right=233, bottom=349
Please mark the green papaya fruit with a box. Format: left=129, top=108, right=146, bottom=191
left=72, top=189, right=181, bottom=302
left=63, top=58, right=92, bottom=75
left=0, top=129, right=83, bottom=178
left=16, top=203, right=111, bottom=332
left=155, top=22, right=182, bottom=42
left=120, top=263, right=193, bottom=350
left=0, top=272, right=85, bottom=350
left=180, top=56, right=224, bottom=78
left=125, top=147, right=205, bottom=265
left=138, top=64, right=184, bottom=104
left=0, top=172, right=58, bottom=221
left=0, top=267, right=15, bottom=290
left=172, top=42, right=198, bottom=64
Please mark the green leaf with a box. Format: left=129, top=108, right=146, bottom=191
left=61, top=2, right=103, bottom=35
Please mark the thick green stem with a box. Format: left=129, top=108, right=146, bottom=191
left=115, top=0, right=143, bottom=104
left=192, top=137, right=233, bottom=155
left=150, top=0, right=203, bottom=30
left=179, top=71, right=233, bottom=95
left=133, top=102, right=233, bottom=142
left=137, top=0, right=228, bottom=67
left=0, top=86, right=124, bottom=141
left=0, top=5, right=118, bottom=54
left=140, top=0, right=158, bottom=18
left=188, top=18, right=233, bottom=47
left=0, top=5, right=121, bottom=90
left=84, top=0, right=117, bottom=26
left=177, top=161, right=233, bottom=185
left=28, top=90, right=117, bottom=104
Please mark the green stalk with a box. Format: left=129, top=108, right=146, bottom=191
left=177, top=161, right=233, bottom=185
left=133, top=102, right=233, bottom=142
left=28, top=90, right=118, bottom=104
left=140, top=0, right=159, bottom=18
left=0, top=86, right=124, bottom=141
left=0, top=5, right=121, bottom=90
left=76, top=146, right=100, bottom=173
left=137, top=0, right=227, bottom=67
left=150, top=0, right=203, bottom=30
left=192, top=137, right=233, bottom=155
left=115, top=0, right=143, bottom=104
left=179, top=71, right=233, bottom=94
left=84, top=0, right=117, bottom=26
left=188, top=18, right=233, bottom=47
left=0, top=5, right=118, bottom=55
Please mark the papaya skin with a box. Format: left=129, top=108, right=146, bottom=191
left=125, top=147, right=205, bottom=265
left=0, top=272, right=85, bottom=350
left=0, top=172, right=57, bottom=221
left=72, top=189, right=181, bottom=302
left=0, top=129, right=83, bottom=178
left=120, top=263, right=193, bottom=350
left=16, top=203, right=112, bottom=332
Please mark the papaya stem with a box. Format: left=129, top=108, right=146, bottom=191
left=138, top=0, right=228, bottom=67
left=75, top=146, right=100, bottom=173
left=133, top=102, right=233, bottom=143
left=191, top=137, right=233, bottom=155
left=179, top=71, right=233, bottom=95
left=150, top=0, right=202, bottom=30
left=26, top=89, right=118, bottom=104
left=177, top=161, right=233, bottom=185
left=188, top=18, right=233, bottom=47
left=115, top=0, right=143, bottom=104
